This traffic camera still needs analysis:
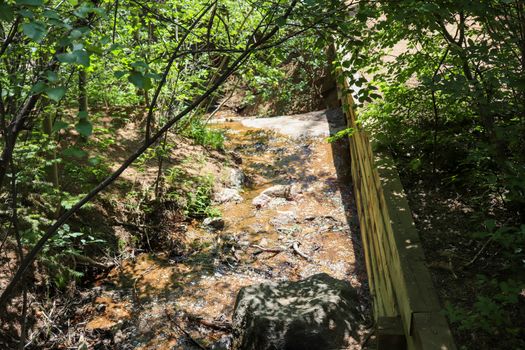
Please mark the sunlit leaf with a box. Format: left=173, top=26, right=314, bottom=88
left=52, top=121, right=69, bottom=133
left=22, top=21, right=46, bottom=42
left=62, top=147, right=87, bottom=158
left=45, top=86, right=66, bottom=102
left=16, top=0, right=43, bottom=6
left=75, top=119, right=92, bottom=137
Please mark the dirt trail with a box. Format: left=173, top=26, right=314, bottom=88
left=82, top=109, right=370, bottom=349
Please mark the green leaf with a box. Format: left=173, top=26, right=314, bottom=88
left=75, top=50, right=90, bottom=67
left=145, top=72, right=162, bottom=80
left=68, top=231, right=84, bottom=238
left=45, top=86, right=66, bottom=102
left=275, top=16, right=286, bottom=27
left=57, top=50, right=90, bottom=66
left=52, top=120, right=69, bottom=133
left=31, top=81, right=47, bottom=94
left=18, top=9, right=34, bottom=18
left=61, top=194, right=86, bottom=209
left=85, top=44, right=103, bottom=55
left=69, top=29, right=83, bottom=39
left=43, top=9, right=60, bottom=20
left=75, top=119, right=92, bottom=137
left=22, top=21, right=47, bottom=42
left=131, top=61, right=149, bottom=70
left=77, top=110, right=88, bottom=119
left=16, top=0, right=43, bottom=6
left=57, top=52, right=77, bottom=63
left=114, top=70, right=127, bottom=78
left=67, top=0, right=78, bottom=5
left=128, top=71, right=151, bottom=90
left=46, top=70, right=59, bottom=82
left=88, top=157, right=101, bottom=166
left=0, top=2, right=14, bottom=21
left=62, top=147, right=87, bottom=158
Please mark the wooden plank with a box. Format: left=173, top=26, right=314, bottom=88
left=408, top=312, right=456, bottom=350
left=377, top=316, right=407, bottom=350
left=336, top=69, right=456, bottom=350
left=349, top=130, right=399, bottom=318
left=374, top=151, right=442, bottom=333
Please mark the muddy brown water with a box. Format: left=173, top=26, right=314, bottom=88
left=83, top=110, right=370, bottom=349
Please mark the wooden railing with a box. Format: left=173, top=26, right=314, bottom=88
left=335, top=69, right=457, bottom=350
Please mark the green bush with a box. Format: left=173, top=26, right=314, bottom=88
left=182, top=118, right=224, bottom=151
left=165, top=167, right=220, bottom=218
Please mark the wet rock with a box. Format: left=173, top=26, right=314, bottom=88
left=211, top=335, right=233, bottom=350
left=229, top=151, right=243, bottom=165
left=230, top=168, right=245, bottom=189
left=215, top=188, right=243, bottom=204
left=113, top=329, right=126, bottom=345
left=252, top=184, right=301, bottom=208
left=252, top=193, right=272, bottom=208
left=261, top=185, right=291, bottom=199
left=232, top=273, right=361, bottom=350
left=263, top=184, right=301, bottom=200
left=203, top=217, right=225, bottom=230
left=270, top=211, right=297, bottom=227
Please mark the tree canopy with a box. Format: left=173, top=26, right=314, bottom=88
left=1, top=0, right=524, bottom=348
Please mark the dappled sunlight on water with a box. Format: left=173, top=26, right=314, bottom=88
left=83, top=115, right=367, bottom=348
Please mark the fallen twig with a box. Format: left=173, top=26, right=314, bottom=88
left=187, top=314, right=233, bottom=332
left=251, top=244, right=286, bottom=255
left=463, top=237, right=493, bottom=268
left=165, top=311, right=208, bottom=350
left=132, top=266, right=155, bottom=306
left=292, top=241, right=311, bottom=261
left=71, top=252, right=114, bottom=270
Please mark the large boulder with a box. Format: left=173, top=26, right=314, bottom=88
left=232, top=273, right=361, bottom=350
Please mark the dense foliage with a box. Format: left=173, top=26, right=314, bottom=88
left=1, top=0, right=524, bottom=348
left=0, top=0, right=347, bottom=347
left=334, top=1, right=525, bottom=348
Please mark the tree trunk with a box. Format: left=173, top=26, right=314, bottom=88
left=78, top=69, right=88, bottom=116
left=42, top=113, right=59, bottom=189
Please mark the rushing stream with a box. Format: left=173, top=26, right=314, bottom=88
left=83, top=109, right=370, bottom=349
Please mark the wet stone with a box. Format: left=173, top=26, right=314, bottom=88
left=270, top=211, right=297, bottom=228
left=252, top=193, right=272, bottom=208
left=229, top=168, right=245, bottom=189
left=261, top=185, right=291, bottom=199
left=215, top=188, right=243, bottom=204
left=232, top=273, right=362, bottom=350
left=211, top=335, right=233, bottom=350
left=203, top=217, right=225, bottom=230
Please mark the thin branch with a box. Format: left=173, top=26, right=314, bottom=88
left=112, top=0, right=119, bottom=43
left=145, top=1, right=216, bottom=142
left=0, top=0, right=300, bottom=309
left=0, top=17, right=20, bottom=58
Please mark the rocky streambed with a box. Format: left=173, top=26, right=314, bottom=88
left=80, top=109, right=372, bottom=349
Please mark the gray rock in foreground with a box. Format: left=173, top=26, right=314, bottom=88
left=215, top=188, right=243, bottom=204
left=203, top=217, right=225, bottom=230
left=232, top=273, right=361, bottom=350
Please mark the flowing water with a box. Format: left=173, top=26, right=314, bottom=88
left=82, top=109, right=370, bottom=349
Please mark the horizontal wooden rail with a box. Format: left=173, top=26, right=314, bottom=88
left=334, top=63, right=456, bottom=350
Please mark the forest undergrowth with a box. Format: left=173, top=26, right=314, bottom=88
left=1, top=0, right=524, bottom=349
